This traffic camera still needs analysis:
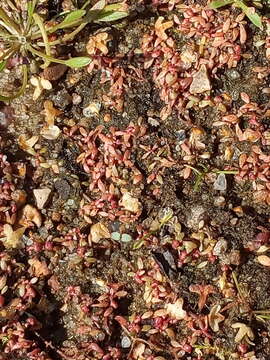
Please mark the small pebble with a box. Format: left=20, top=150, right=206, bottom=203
left=148, top=117, right=159, bottom=127
left=33, top=188, right=51, bottom=209
left=66, top=199, right=75, bottom=207
left=227, top=69, right=241, bottom=80
left=111, top=232, right=121, bottom=241
left=190, top=65, right=211, bottom=94
left=111, top=222, right=121, bottom=232
left=262, top=88, right=270, bottom=95
left=230, top=218, right=238, bottom=225
left=104, top=113, right=111, bottom=122
left=0, top=104, right=14, bottom=129
left=258, top=255, right=270, bottom=267
left=72, top=93, right=82, bottom=105
left=214, top=173, right=227, bottom=191
left=176, top=130, right=186, bottom=143
left=231, top=90, right=240, bottom=101
left=121, top=234, right=132, bottom=243
left=121, top=336, right=131, bottom=348
left=228, top=250, right=241, bottom=265
left=43, top=64, right=68, bottom=81
left=187, top=206, right=206, bottom=230
left=214, top=196, right=226, bottom=207
left=83, top=102, right=101, bottom=117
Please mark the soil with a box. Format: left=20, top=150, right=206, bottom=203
left=0, top=1, right=270, bottom=360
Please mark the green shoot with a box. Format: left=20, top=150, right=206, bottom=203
left=253, top=310, right=270, bottom=322
left=184, top=165, right=237, bottom=192
left=185, top=164, right=208, bottom=192
left=0, top=60, right=7, bottom=72
left=215, top=170, right=238, bottom=175
left=132, top=208, right=173, bottom=250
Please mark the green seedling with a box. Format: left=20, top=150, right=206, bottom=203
left=0, top=0, right=128, bottom=101
left=209, top=0, right=263, bottom=29
left=132, top=208, right=174, bottom=250
left=253, top=310, right=270, bottom=322
left=185, top=164, right=237, bottom=192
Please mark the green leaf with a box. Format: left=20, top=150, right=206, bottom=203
left=59, top=9, right=86, bottom=27
left=27, top=45, right=91, bottom=68
left=96, top=10, right=128, bottom=22
left=46, top=9, right=86, bottom=33
left=85, top=2, right=128, bottom=22
left=243, top=7, right=263, bottom=29
left=64, top=57, right=91, bottom=68
left=209, top=0, right=234, bottom=8
left=90, top=0, right=106, bottom=10
left=0, top=60, right=7, bottom=72
left=102, top=3, right=125, bottom=11
left=235, top=1, right=263, bottom=29
left=33, top=13, right=51, bottom=67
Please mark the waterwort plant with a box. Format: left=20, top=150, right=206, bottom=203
left=0, top=0, right=128, bottom=101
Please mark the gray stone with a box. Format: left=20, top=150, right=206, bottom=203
left=121, top=336, right=131, bottom=348
left=33, top=188, right=51, bottom=209
left=214, top=173, right=227, bottom=191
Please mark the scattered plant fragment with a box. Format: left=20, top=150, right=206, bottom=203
left=208, top=304, right=225, bottom=332
left=231, top=322, right=255, bottom=344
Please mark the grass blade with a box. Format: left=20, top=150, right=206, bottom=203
left=243, top=7, right=263, bottom=29
left=44, top=23, right=87, bottom=46
left=46, top=9, right=86, bottom=33
left=26, top=0, right=38, bottom=31
left=27, top=0, right=38, bottom=19
left=85, top=2, right=128, bottom=22
left=0, top=45, right=18, bottom=62
left=0, top=60, right=7, bottom=72
left=33, top=13, right=51, bottom=67
left=0, top=8, right=20, bottom=34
